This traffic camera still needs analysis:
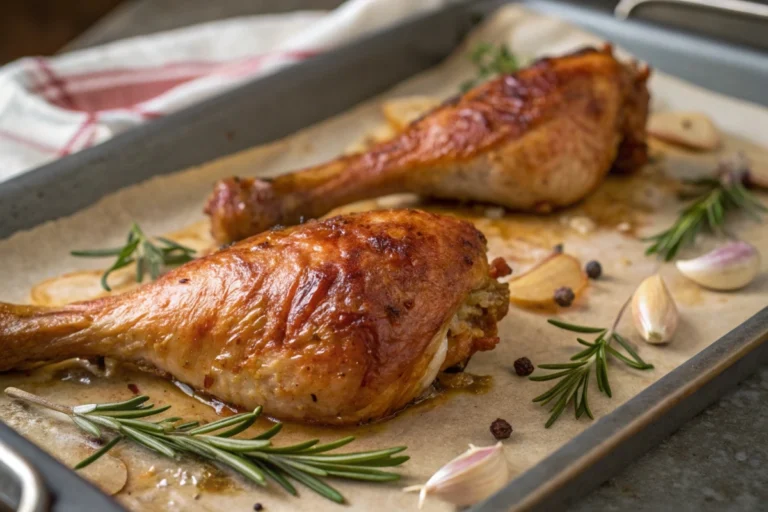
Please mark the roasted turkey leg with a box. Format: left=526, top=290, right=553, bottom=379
left=0, top=210, right=509, bottom=424
left=205, top=45, right=650, bottom=243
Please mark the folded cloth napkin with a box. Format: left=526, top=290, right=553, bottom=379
left=0, top=0, right=449, bottom=184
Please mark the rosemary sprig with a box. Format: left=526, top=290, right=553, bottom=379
left=71, top=222, right=196, bottom=291
left=5, top=388, right=407, bottom=503
left=460, top=42, right=519, bottom=91
left=645, top=156, right=766, bottom=261
left=530, top=310, right=654, bottom=428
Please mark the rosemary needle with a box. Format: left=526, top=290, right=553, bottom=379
left=461, top=42, right=519, bottom=91
left=530, top=319, right=653, bottom=428
left=71, top=222, right=196, bottom=291
left=645, top=156, right=766, bottom=261
left=4, top=388, right=407, bottom=503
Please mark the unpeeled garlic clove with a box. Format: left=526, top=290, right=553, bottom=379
left=631, top=274, right=678, bottom=344
left=676, top=241, right=761, bottom=291
left=404, top=442, right=508, bottom=509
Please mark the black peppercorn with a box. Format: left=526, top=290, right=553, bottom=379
left=552, top=243, right=564, bottom=254
left=513, top=357, right=534, bottom=377
left=490, top=418, right=513, bottom=440
left=554, top=286, right=575, bottom=307
left=585, top=260, right=602, bottom=279
left=253, top=504, right=264, bottom=511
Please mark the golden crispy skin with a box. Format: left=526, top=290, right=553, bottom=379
left=205, top=45, right=650, bottom=243
left=0, top=210, right=509, bottom=424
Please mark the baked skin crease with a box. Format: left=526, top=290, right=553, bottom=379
left=206, top=45, right=651, bottom=243
left=0, top=210, right=509, bottom=424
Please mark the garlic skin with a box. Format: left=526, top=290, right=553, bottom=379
left=404, top=442, right=508, bottom=509
left=676, top=241, right=761, bottom=291
left=632, top=274, right=678, bottom=344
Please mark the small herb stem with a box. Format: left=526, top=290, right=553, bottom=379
left=5, top=387, right=73, bottom=415
left=3, top=387, right=407, bottom=503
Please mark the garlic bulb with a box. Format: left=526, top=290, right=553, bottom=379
left=404, top=443, right=508, bottom=509
left=631, top=274, right=678, bottom=344
left=676, top=241, right=761, bottom=291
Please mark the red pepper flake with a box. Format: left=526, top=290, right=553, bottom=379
left=127, top=383, right=140, bottom=394
left=203, top=375, right=214, bottom=389
left=489, top=257, right=512, bottom=279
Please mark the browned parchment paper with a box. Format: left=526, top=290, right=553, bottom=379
left=1, top=6, right=767, bottom=511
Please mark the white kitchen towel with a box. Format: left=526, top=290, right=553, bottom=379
left=0, top=0, right=449, bottom=183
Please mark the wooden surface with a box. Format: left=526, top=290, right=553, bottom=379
left=0, top=0, right=124, bottom=63
left=47, top=1, right=768, bottom=511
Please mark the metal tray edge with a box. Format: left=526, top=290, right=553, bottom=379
left=476, top=306, right=768, bottom=511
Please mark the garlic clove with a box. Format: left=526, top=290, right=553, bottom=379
left=676, top=241, right=761, bottom=291
left=631, top=274, right=678, bottom=344
left=404, top=442, right=508, bottom=509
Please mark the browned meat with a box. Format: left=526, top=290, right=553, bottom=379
left=0, top=210, right=509, bottom=424
left=205, top=45, right=650, bottom=243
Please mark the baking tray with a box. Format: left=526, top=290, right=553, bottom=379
left=1, top=1, right=767, bottom=511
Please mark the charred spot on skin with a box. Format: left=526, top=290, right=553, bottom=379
left=178, top=278, right=190, bottom=284
left=127, top=383, right=140, bottom=394
left=463, top=255, right=474, bottom=266
left=311, top=394, right=318, bottom=403
left=203, top=375, right=214, bottom=389
left=385, top=305, right=401, bottom=320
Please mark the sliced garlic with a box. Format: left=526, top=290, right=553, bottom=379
left=507, top=253, right=588, bottom=308
left=631, top=274, right=678, bottom=344
left=676, top=241, right=761, bottom=291
left=647, top=111, right=721, bottom=151
left=382, top=95, right=441, bottom=131
left=404, top=442, right=508, bottom=509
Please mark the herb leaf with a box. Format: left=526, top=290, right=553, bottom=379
left=530, top=320, right=654, bottom=427
left=645, top=156, right=766, bottom=260
left=461, top=43, right=519, bottom=92
left=71, top=222, right=196, bottom=291
left=4, top=387, right=408, bottom=504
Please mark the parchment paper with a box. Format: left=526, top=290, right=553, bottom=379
left=1, top=6, right=767, bottom=511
